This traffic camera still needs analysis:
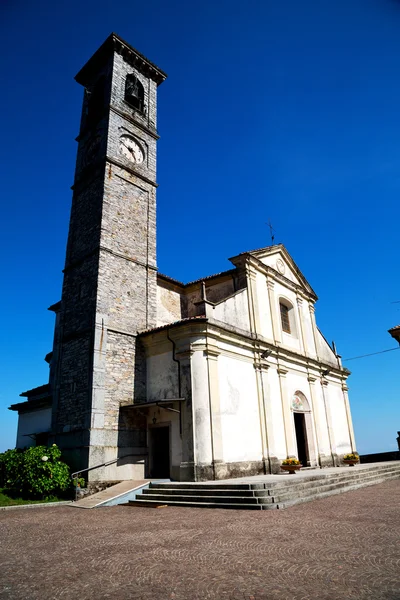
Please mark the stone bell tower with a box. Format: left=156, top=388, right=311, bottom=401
left=51, top=34, right=167, bottom=474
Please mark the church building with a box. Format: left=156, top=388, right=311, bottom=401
left=9, top=34, right=357, bottom=482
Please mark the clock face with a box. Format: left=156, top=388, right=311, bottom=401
left=276, top=258, right=285, bottom=275
left=119, top=135, right=144, bottom=164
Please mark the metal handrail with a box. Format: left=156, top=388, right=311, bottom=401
left=71, top=453, right=145, bottom=501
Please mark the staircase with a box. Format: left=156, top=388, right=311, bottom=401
left=126, top=462, right=400, bottom=510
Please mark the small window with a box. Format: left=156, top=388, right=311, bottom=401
left=280, top=303, right=291, bottom=333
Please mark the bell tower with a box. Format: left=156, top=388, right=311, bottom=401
left=52, top=34, right=167, bottom=475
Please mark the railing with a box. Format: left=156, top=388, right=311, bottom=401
left=71, top=454, right=144, bottom=501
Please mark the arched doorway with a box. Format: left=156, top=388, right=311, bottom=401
left=292, top=392, right=315, bottom=467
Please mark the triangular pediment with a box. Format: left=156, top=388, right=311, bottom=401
left=230, top=244, right=317, bottom=298
left=251, top=245, right=316, bottom=297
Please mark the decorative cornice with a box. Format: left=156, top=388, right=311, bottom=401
left=266, top=279, right=275, bottom=291
left=205, top=343, right=220, bottom=359
left=75, top=33, right=167, bottom=87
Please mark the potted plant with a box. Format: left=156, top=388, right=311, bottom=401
left=281, top=457, right=302, bottom=474
left=343, top=452, right=359, bottom=467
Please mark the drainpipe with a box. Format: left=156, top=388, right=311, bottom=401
left=167, top=329, right=182, bottom=435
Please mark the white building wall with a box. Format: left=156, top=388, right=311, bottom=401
left=317, top=330, right=338, bottom=366
left=327, top=382, right=352, bottom=455
left=146, top=351, right=179, bottom=399
left=217, top=355, right=262, bottom=463
left=313, top=382, right=332, bottom=456
left=211, top=289, right=250, bottom=332
left=16, top=407, right=52, bottom=449
left=301, top=300, right=317, bottom=357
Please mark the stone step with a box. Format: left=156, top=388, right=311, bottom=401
left=149, top=482, right=261, bottom=491
left=270, top=471, right=400, bottom=502
left=127, top=498, right=267, bottom=510
left=267, top=464, right=400, bottom=490
left=139, top=493, right=274, bottom=505
left=127, top=463, right=400, bottom=511
left=266, top=467, right=400, bottom=496
left=276, top=472, right=400, bottom=509
left=145, top=487, right=257, bottom=497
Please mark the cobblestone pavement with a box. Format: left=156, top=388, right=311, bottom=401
left=1, top=480, right=399, bottom=600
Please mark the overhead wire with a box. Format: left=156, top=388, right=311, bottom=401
left=342, top=347, right=400, bottom=362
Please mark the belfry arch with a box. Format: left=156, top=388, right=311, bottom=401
left=291, top=391, right=318, bottom=467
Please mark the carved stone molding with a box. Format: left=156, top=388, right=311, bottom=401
left=266, top=279, right=275, bottom=291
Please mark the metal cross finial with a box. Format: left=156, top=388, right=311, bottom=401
left=266, top=220, right=275, bottom=245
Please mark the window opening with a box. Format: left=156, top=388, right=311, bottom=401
left=125, top=74, right=145, bottom=113
left=280, top=303, right=291, bottom=334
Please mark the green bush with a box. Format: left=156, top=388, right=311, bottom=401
left=0, top=444, right=71, bottom=499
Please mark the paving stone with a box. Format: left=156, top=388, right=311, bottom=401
left=0, top=480, right=399, bottom=600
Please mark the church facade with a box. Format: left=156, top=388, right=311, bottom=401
left=10, top=34, right=356, bottom=482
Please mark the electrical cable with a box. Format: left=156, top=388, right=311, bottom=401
left=343, top=347, right=400, bottom=362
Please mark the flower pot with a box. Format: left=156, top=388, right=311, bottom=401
left=343, top=459, right=359, bottom=467
left=281, top=464, right=302, bottom=474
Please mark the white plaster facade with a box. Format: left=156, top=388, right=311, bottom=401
left=134, top=245, right=356, bottom=480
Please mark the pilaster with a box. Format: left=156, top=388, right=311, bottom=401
left=267, top=278, right=281, bottom=343
left=342, top=383, right=356, bottom=453
left=246, top=266, right=261, bottom=335
left=321, top=377, right=338, bottom=466
left=205, top=342, right=223, bottom=478
left=309, top=303, right=320, bottom=359
left=296, top=295, right=306, bottom=354
left=277, top=366, right=296, bottom=457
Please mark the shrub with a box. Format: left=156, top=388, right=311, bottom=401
left=0, top=444, right=71, bottom=499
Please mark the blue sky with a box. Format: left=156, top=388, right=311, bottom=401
left=0, top=0, right=399, bottom=454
